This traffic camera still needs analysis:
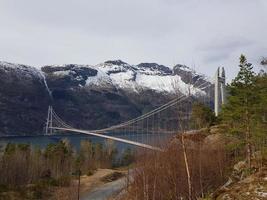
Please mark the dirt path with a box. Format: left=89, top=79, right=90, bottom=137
left=81, top=177, right=126, bottom=200
left=79, top=169, right=127, bottom=200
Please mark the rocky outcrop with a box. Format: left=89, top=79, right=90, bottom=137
left=137, top=63, right=172, bottom=75
left=213, top=165, right=267, bottom=200
left=42, top=64, right=98, bottom=88
left=173, top=64, right=212, bottom=91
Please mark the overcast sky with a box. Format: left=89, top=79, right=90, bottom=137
left=0, top=0, right=266, bottom=80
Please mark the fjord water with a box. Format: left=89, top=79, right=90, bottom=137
left=0, top=133, right=172, bottom=153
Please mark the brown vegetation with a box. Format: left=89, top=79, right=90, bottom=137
left=0, top=139, right=132, bottom=199
left=124, top=133, right=233, bottom=200
left=101, top=172, right=125, bottom=183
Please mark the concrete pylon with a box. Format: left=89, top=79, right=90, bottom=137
left=214, top=67, right=226, bottom=116
left=220, top=67, right=226, bottom=105
left=45, top=106, right=53, bottom=135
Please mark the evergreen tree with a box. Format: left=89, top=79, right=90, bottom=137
left=191, top=102, right=216, bottom=129
left=253, top=65, right=267, bottom=155
left=222, top=54, right=258, bottom=168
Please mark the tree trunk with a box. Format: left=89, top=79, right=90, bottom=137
left=181, top=133, right=192, bottom=200
left=245, top=104, right=252, bottom=169
left=199, top=142, right=204, bottom=198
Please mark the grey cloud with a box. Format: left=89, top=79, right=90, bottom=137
left=203, top=51, right=232, bottom=63
left=199, top=37, right=254, bottom=63
left=0, top=0, right=266, bottom=80
left=199, top=37, right=253, bottom=52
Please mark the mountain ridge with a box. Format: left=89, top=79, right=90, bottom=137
left=0, top=60, right=213, bottom=136
left=41, top=59, right=210, bottom=95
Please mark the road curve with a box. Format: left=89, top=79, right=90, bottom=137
left=81, top=177, right=126, bottom=200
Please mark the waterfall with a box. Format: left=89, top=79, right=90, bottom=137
left=40, top=72, right=52, bottom=99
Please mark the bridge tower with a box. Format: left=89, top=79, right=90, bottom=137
left=214, top=67, right=226, bottom=116
left=45, top=105, right=53, bottom=135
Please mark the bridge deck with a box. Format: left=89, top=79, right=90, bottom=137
left=51, top=127, right=163, bottom=151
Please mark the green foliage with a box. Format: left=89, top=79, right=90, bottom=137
left=4, top=143, right=16, bottom=155
left=44, top=140, right=72, bottom=158
left=78, top=139, right=119, bottom=171
left=234, top=54, right=255, bottom=85
left=221, top=54, right=267, bottom=163
left=17, top=143, right=30, bottom=152
left=191, top=102, right=216, bottom=129
left=0, top=184, right=8, bottom=193
left=222, top=55, right=257, bottom=133
left=30, top=178, right=57, bottom=199
left=253, top=72, right=267, bottom=136
left=121, top=148, right=135, bottom=166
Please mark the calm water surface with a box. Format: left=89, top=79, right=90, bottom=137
left=0, top=133, right=173, bottom=153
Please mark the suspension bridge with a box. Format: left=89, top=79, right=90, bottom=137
left=43, top=71, right=224, bottom=151
left=45, top=94, right=190, bottom=151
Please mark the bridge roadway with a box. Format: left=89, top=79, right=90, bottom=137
left=52, top=127, right=163, bottom=151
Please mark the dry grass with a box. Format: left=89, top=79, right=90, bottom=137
left=124, top=135, right=233, bottom=200
left=53, top=185, right=77, bottom=200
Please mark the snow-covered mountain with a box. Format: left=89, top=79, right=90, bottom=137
left=0, top=60, right=212, bottom=136
left=0, top=61, right=52, bottom=97
left=41, top=60, right=210, bottom=96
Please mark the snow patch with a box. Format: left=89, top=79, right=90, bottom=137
left=135, top=74, right=203, bottom=95
left=84, top=62, right=207, bottom=95
left=0, top=61, right=42, bottom=79
left=86, top=69, right=112, bottom=86
left=0, top=61, right=53, bottom=98
left=1, top=60, right=210, bottom=96
left=177, top=65, right=192, bottom=72
left=95, top=63, right=128, bottom=74
left=109, top=71, right=137, bottom=90
left=53, top=70, right=71, bottom=76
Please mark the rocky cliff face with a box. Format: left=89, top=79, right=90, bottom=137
left=0, top=62, right=50, bottom=135
left=0, top=60, right=212, bottom=136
